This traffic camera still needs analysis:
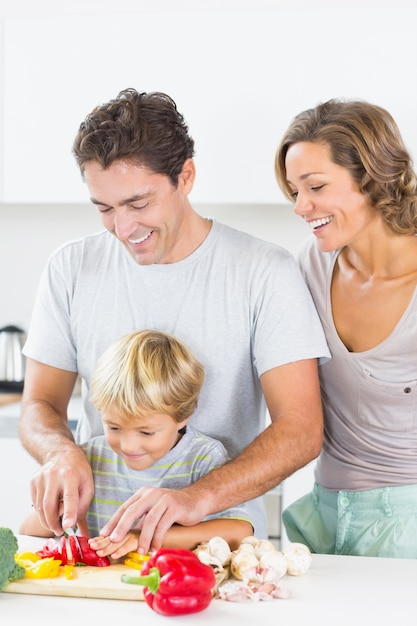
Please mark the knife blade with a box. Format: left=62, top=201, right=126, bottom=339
left=63, top=525, right=82, bottom=565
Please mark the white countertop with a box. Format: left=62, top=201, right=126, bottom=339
left=2, top=536, right=415, bottom=626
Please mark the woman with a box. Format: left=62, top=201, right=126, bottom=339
left=275, top=98, right=417, bottom=558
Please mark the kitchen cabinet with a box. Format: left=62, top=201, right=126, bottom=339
left=0, top=394, right=36, bottom=533
left=2, top=5, right=417, bottom=203
left=0, top=394, right=82, bottom=533
left=0, top=437, right=39, bottom=533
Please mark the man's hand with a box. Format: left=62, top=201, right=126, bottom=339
left=100, top=487, right=206, bottom=554
left=30, top=446, right=94, bottom=536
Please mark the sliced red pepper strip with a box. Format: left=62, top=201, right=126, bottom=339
left=121, top=547, right=216, bottom=616
left=35, top=540, right=62, bottom=561
left=74, top=536, right=111, bottom=567
left=36, top=536, right=110, bottom=567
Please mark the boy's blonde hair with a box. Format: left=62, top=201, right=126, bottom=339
left=91, top=330, right=204, bottom=424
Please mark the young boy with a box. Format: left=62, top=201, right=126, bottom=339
left=20, top=330, right=254, bottom=555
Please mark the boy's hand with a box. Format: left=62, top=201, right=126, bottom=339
left=89, top=530, right=141, bottom=560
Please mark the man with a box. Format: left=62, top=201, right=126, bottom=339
left=19, top=88, right=329, bottom=554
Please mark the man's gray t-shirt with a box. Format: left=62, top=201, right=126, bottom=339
left=24, top=219, right=330, bottom=536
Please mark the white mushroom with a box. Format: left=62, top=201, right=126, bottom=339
left=283, top=542, right=312, bottom=575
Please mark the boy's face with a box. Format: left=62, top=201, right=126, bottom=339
left=101, top=411, right=188, bottom=471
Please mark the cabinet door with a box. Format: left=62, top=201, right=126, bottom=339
left=0, top=437, right=39, bottom=533
left=4, top=7, right=415, bottom=204
left=3, top=10, right=282, bottom=204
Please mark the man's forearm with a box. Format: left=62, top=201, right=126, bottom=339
left=182, top=418, right=321, bottom=516
left=19, top=400, right=76, bottom=464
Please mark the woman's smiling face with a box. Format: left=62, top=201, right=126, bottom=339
left=285, top=141, right=378, bottom=252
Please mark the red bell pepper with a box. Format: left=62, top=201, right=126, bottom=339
left=36, top=536, right=110, bottom=567
left=121, top=547, right=216, bottom=616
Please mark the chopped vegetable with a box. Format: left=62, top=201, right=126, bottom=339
left=64, top=565, right=75, bottom=580
left=0, top=528, right=26, bottom=591
left=14, top=551, right=41, bottom=562
left=121, top=547, right=216, bottom=616
left=124, top=551, right=150, bottom=571
left=36, top=535, right=110, bottom=567
left=15, top=554, right=61, bottom=579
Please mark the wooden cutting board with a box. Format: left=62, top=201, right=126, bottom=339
left=4, top=563, right=145, bottom=600
left=4, top=536, right=145, bottom=601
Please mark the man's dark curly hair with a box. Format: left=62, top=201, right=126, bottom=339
left=73, top=88, right=195, bottom=187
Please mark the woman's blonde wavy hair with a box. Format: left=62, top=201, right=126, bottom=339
left=91, top=330, right=204, bottom=425
left=275, top=98, right=417, bottom=235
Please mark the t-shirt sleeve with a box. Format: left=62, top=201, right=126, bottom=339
left=23, top=246, right=78, bottom=371
left=252, top=250, right=330, bottom=377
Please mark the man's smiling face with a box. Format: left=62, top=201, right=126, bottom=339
left=84, top=159, right=195, bottom=265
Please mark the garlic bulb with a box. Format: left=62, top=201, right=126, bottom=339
left=235, top=542, right=256, bottom=554
left=258, top=549, right=288, bottom=581
left=240, top=536, right=258, bottom=547
left=207, top=536, right=232, bottom=566
left=253, top=539, right=277, bottom=559
left=194, top=545, right=225, bottom=571
left=230, top=550, right=259, bottom=581
left=283, top=542, right=312, bottom=575
left=193, top=536, right=232, bottom=573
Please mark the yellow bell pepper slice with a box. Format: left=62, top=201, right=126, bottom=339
left=15, top=553, right=62, bottom=579
left=15, top=551, right=41, bottom=562
left=64, top=564, right=75, bottom=580
left=124, top=551, right=150, bottom=570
